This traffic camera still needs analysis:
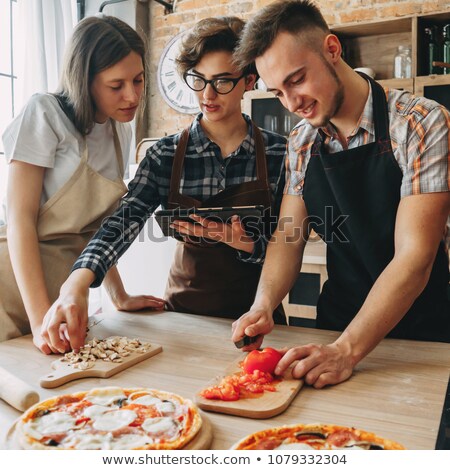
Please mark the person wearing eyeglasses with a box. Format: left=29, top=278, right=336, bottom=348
left=40, top=16, right=287, bottom=353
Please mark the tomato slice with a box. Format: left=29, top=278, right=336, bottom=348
left=200, top=367, right=278, bottom=401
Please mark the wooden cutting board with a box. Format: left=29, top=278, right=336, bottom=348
left=194, top=355, right=303, bottom=418
left=39, top=343, right=163, bottom=389
left=5, top=413, right=212, bottom=450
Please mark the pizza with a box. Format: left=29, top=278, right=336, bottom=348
left=16, top=386, right=202, bottom=450
left=232, top=423, right=405, bottom=450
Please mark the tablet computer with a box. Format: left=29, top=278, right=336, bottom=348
left=154, top=205, right=264, bottom=239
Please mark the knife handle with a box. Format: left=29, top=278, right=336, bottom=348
left=234, top=334, right=261, bottom=349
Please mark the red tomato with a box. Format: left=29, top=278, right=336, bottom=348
left=200, top=379, right=240, bottom=401
left=242, top=347, right=282, bottom=375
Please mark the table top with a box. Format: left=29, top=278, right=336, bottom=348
left=1, top=310, right=450, bottom=450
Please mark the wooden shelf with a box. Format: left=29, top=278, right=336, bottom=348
left=377, top=78, right=414, bottom=92
left=332, top=10, right=450, bottom=84
left=332, top=16, right=413, bottom=37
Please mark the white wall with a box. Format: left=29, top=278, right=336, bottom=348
left=100, top=164, right=177, bottom=310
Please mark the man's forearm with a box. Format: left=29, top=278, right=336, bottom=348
left=253, top=230, right=306, bottom=311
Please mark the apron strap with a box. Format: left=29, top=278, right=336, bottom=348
left=252, top=123, right=269, bottom=187
left=110, top=120, right=125, bottom=178
left=170, top=122, right=269, bottom=197
left=357, top=73, right=391, bottom=143
left=169, top=128, right=190, bottom=196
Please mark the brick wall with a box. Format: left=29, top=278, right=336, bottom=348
left=145, top=0, right=450, bottom=138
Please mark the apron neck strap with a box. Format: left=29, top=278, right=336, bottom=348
left=170, top=122, right=269, bottom=196
left=252, top=123, right=269, bottom=187
left=110, top=120, right=124, bottom=177
left=80, top=120, right=124, bottom=177
left=358, top=73, right=391, bottom=142
left=170, top=127, right=190, bottom=195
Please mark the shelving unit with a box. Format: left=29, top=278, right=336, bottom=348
left=332, top=10, right=450, bottom=94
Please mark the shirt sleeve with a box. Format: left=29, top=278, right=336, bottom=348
left=284, top=127, right=310, bottom=196
left=2, top=94, right=59, bottom=168
left=401, top=104, right=450, bottom=197
left=71, top=143, right=164, bottom=287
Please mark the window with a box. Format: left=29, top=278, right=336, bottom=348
left=0, top=0, right=18, bottom=205
left=0, top=0, right=19, bottom=152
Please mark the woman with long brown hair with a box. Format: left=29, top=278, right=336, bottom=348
left=0, top=15, right=164, bottom=352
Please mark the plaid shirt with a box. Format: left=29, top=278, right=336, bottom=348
left=285, top=86, right=450, bottom=250
left=74, top=114, right=287, bottom=287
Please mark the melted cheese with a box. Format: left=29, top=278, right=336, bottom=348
left=132, top=395, right=162, bottom=406
left=83, top=405, right=111, bottom=419
left=63, top=432, right=114, bottom=450
left=27, top=412, right=77, bottom=439
left=92, top=410, right=137, bottom=432
left=277, top=442, right=315, bottom=450
left=85, top=387, right=127, bottom=406
left=156, top=401, right=176, bottom=414
left=111, top=433, right=150, bottom=450
left=142, top=417, right=177, bottom=437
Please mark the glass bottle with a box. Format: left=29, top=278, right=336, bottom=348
left=393, top=46, right=412, bottom=79
left=424, top=26, right=440, bottom=75
left=443, top=24, right=450, bottom=75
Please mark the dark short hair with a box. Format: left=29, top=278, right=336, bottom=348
left=56, top=15, right=147, bottom=135
left=176, top=16, right=256, bottom=76
left=234, top=0, right=329, bottom=71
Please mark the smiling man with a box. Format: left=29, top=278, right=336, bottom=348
left=232, top=0, right=450, bottom=388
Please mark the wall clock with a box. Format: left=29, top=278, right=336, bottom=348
left=157, top=32, right=199, bottom=114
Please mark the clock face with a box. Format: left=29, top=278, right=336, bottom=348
left=157, top=33, right=199, bottom=114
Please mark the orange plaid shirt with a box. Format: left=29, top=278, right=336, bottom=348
left=285, top=86, right=450, bottom=251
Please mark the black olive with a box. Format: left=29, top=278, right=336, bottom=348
left=46, top=439, right=59, bottom=446
left=116, top=398, right=127, bottom=407
left=368, top=444, right=384, bottom=450
left=295, top=432, right=327, bottom=440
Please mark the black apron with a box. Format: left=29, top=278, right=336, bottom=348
left=164, top=123, right=286, bottom=323
left=302, top=75, right=450, bottom=342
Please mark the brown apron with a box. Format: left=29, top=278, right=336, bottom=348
left=0, top=121, right=127, bottom=341
left=164, top=123, right=286, bottom=323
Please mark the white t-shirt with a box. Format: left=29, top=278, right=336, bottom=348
left=1, top=93, right=132, bottom=211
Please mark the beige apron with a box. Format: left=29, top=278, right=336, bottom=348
left=0, top=121, right=127, bottom=341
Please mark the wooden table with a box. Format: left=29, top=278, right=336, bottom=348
left=1, top=310, right=450, bottom=450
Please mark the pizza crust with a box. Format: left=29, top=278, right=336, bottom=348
left=16, top=387, right=202, bottom=450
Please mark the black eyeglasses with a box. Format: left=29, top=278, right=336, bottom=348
left=183, top=73, right=245, bottom=94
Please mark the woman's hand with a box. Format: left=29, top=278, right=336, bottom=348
left=30, top=324, right=58, bottom=355
left=40, top=289, right=89, bottom=354
left=40, top=269, right=94, bottom=353
left=171, top=214, right=255, bottom=253
left=115, top=294, right=165, bottom=312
